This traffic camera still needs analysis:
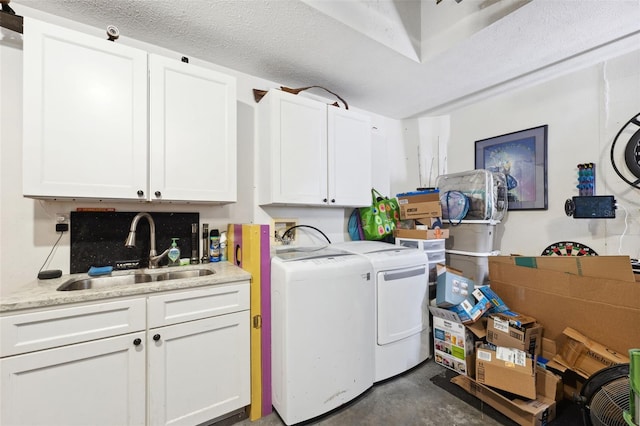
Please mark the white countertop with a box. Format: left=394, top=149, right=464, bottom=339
left=0, top=262, right=251, bottom=313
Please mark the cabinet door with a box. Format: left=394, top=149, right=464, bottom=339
left=148, top=311, right=250, bottom=426
left=328, top=107, right=372, bottom=207
left=0, top=332, right=146, bottom=426
left=149, top=54, right=237, bottom=203
left=22, top=18, right=148, bottom=200
left=259, top=90, right=327, bottom=205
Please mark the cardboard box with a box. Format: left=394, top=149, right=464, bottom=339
left=452, top=375, right=556, bottom=426
left=540, top=338, right=587, bottom=400
left=490, top=255, right=636, bottom=282
left=476, top=285, right=514, bottom=315
left=536, top=367, right=563, bottom=403
left=430, top=306, right=486, bottom=377
left=436, top=265, right=474, bottom=308
left=447, top=288, right=492, bottom=324
left=393, top=228, right=449, bottom=240
left=488, top=256, right=640, bottom=354
left=476, top=346, right=537, bottom=399
left=486, top=314, right=543, bottom=356
left=415, top=217, right=442, bottom=228
left=541, top=337, right=557, bottom=362
left=399, top=201, right=442, bottom=220
left=554, top=327, right=630, bottom=378
left=396, top=190, right=440, bottom=205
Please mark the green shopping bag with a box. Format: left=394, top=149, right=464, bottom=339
left=359, top=188, right=399, bottom=240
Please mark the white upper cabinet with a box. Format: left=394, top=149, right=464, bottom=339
left=22, top=19, right=237, bottom=203
left=258, top=89, right=372, bottom=207
left=22, top=18, right=148, bottom=200
left=258, top=90, right=327, bottom=205
left=328, top=106, right=373, bottom=207
left=149, top=54, right=237, bottom=203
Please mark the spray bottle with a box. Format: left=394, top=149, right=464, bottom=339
left=209, top=229, right=220, bottom=262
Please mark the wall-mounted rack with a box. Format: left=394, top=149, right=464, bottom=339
left=0, top=1, right=23, bottom=34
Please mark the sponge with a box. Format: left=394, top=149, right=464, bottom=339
left=88, top=266, right=113, bottom=276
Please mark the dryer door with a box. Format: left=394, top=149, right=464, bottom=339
left=377, top=266, right=428, bottom=345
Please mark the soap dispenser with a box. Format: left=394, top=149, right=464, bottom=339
left=168, top=238, right=181, bottom=267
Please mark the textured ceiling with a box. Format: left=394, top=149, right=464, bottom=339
left=10, top=0, right=640, bottom=119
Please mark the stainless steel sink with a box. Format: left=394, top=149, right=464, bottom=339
left=153, top=269, right=214, bottom=281
left=56, top=269, right=215, bottom=291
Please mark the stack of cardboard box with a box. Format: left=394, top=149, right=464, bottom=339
left=393, top=190, right=450, bottom=240
left=431, top=312, right=559, bottom=425
left=489, top=255, right=638, bottom=399
left=429, top=255, right=638, bottom=426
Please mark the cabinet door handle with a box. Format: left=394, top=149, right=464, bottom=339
left=154, top=191, right=162, bottom=198
left=323, top=198, right=328, bottom=203
left=153, top=334, right=161, bottom=341
left=137, top=190, right=144, bottom=197
left=331, top=199, right=336, bottom=203
left=133, top=338, right=142, bottom=346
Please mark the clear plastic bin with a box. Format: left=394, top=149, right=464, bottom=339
left=436, top=170, right=507, bottom=222
left=443, top=220, right=499, bottom=253
left=445, top=249, right=500, bottom=285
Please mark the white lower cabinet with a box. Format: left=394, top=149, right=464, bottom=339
left=0, top=332, right=147, bottom=426
left=146, top=283, right=250, bottom=426
left=147, top=311, right=250, bottom=426
left=0, top=281, right=250, bottom=426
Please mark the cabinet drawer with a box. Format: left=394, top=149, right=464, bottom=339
left=147, top=281, right=250, bottom=328
left=0, top=299, right=146, bottom=357
left=426, top=250, right=445, bottom=263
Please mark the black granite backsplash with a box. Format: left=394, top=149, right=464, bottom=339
left=70, top=211, right=199, bottom=274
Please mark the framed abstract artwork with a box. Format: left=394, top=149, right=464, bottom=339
left=475, top=125, right=548, bottom=210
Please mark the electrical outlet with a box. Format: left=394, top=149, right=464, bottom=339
left=55, top=213, right=69, bottom=232
left=56, top=223, right=69, bottom=232
left=272, top=219, right=298, bottom=245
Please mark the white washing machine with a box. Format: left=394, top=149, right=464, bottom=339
left=332, top=241, right=430, bottom=382
left=271, top=246, right=374, bottom=425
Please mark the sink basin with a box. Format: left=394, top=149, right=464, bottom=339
left=153, top=269, right=214, bottom=281
left=56, top=268, right=215, bottom=291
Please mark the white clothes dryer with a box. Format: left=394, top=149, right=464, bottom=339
left=271, top=246, right=374, bottom=425
left=332, top=241, right=430, bottom=382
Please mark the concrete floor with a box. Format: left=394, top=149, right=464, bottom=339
left=237, top=360, right=503, bottom=426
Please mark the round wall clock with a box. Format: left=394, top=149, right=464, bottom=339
left=541, top=241, right=598, bottom=256
left=610, top=112, right=640, bottom=189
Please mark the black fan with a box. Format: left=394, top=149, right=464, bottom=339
left=577, top=364, right=630, bottom=426
left=610, top=112, right=640, bottom=189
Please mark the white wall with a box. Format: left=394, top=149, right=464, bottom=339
left=443, top=50, right=640, bottom=257
left=0, top=8, right=405, bottom=294
left=4, top=7, right=637, bottom=296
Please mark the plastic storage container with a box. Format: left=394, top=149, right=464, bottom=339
left=395, top=238, right=445, bottom=283
left=445, top=250, right=499, bottom=285
left=395, top=237, right=445, bottom=252
left=443, top=220, right=498, bottom=252
left=436, top=170, right=507, bottom=222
